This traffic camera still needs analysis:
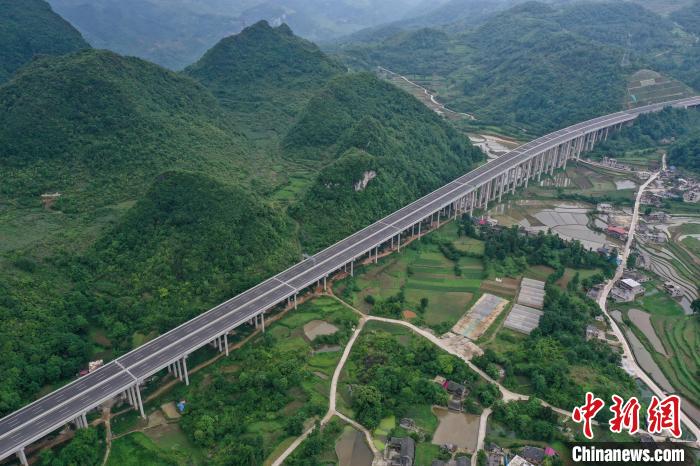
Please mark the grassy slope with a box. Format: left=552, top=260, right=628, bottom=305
left=0, top=0, right=89, bottom=83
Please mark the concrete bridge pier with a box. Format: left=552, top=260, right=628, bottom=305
left=16, top=448, right=28, bottom=466
left=134, top=384, right=145, bottom=418
left=549, top=149, right=556, bottom=175
left=74, top=413, right=88, bottom=429
left=469, top=190, right=475, bottom=217
left=524, top=159, right=532, bottom=188
left=124, top=384, right=145, bottom=418
left=483, top=182, right=490, bottom=213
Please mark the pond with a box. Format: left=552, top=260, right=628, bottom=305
left=431, top=407, right=479, bottom=451
left=615, top=179, right=637, bottom=190
left=303, top=320, right=339, bottom=340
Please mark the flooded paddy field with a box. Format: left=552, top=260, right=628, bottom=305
left=628, top=309, right=667, bottom=356
left=489, top=200, right=607, bottom=250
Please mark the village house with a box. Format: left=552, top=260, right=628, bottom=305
left=643, top=228, right=666, bottom=243
left=684, top=190, right=700, bottom=203
left=585, top=324, right=606, bottom=342
left=399, top=418, right=416, bottom=430
left=520, top=446, right=557, bottom=465
left=646, top=211, right=671, bottom=223
left=508, top=455, right=534, bottom=466
left=586, top=284, right=604, bottom=300
left=623, top=270, right=648, bottom=283
left=487, top=443, right=505, bottom=466
left=387, top=437, right=415, bottom=466
left=441, top=379, right=467, bottom=411
left=640, top=192, right=662, bottom=207
left=607, top=225, right=628, bottom=241
left=611, top=278, right=645, bottom=302
left=596, top=203, right=613, bottom=213
left=664, top=282, right=684, bottom=298
left=443, top=380, right=467, bottom=398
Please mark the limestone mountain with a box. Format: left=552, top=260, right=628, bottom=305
left=0, top=49, right=259, bottom=209
left=0, top=0, right=89, bottom=83
left=185, top=21, right=345, bottom=132
left=286, top=73, right=483, bottom=251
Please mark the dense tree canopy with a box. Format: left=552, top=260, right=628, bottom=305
left=346, top=328, right=498, bottom=429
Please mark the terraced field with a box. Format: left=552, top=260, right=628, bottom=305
left=618, top=281, right=700, bottom=413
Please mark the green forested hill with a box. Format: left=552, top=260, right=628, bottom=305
left=185, top=21, right=344, bottom=133
left=668, top=133, right=700, bottom=172
left=286, top=73, right=482, bottom=251
left=555, top=1, right=678, bottom=53
left=0, top=0, right=89, bottom=83
left=671, top=0, right=700, bottom=34
left=80, top=171, right=301, bottom=339
left=335, top=1, right=689, bottom=135
left=0, top=49, right=262, bottom=208
left=589, top=107, right=700, bottom=173
left=458, top=3, right=626, bottom=133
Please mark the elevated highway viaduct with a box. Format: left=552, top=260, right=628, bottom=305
left=2, top=96, right=699, bottom=464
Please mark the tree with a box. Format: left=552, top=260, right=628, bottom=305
left=352, top=385, right=383, bottom=428
left=420, top=297, right=429, bottom=311
left=39, top=427, right=101, bottom=466
left=285, top=413, right=305, bottom=435
left=691, top=298, right=700, bottom=316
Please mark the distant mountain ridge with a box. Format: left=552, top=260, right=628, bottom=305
left=48, top=0, right=434, bottom=69
left=0, top=0, right=89, bottom=83
left=335, top=0, right=688, bottom=134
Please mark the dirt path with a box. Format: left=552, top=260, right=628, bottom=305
left=472, top=408, right=492, bottom=466
left=596, top=155, right=700, bottom=445
left=100, top=407, right=112, bottom=466
left=272, top=318, right=382, bottom=466
left=378, top=66, right=475, bottom=120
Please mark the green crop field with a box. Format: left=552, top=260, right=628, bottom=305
left=336, top=220, right=485, bottom=330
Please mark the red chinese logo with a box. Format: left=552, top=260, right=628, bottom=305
left=572, top=393, right=683, bottom=439
left=609, top=395, right=640, bottom=434
left=647, top=395, right=682, bottom=438
left=572, top=392, right=605, bottom=439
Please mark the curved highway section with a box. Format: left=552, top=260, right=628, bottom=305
left=2, top=96, right=699, bottom=464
